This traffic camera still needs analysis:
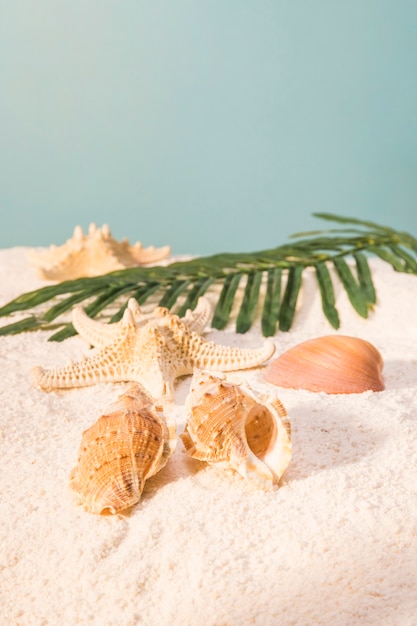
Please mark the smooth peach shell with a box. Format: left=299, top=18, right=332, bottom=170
left=264, top=335, right=384, bottom=394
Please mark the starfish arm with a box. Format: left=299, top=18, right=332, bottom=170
left=130, top=243, right=171, bottom=265
left=72, top=300, right=149, bottom=349
left=190, top=336, right=276, bottom=371
left=182, top=297, right=212, bottom=335
left=72, top=306, right=123, bottom=347
left=162, top=314, right=275, bottom=377
left=31, top=323, right=138, bottom=391
left=31, top=343, right=132, bottom=390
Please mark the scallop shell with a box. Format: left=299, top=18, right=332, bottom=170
left=69, top=383, right=177, bottom=514
left=181, top=371, right=292, bottom=490
left=27, top=223, right=171, bottom=280
left=264, top=335, right=384, bottom=394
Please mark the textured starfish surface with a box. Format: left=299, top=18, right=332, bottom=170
left=32, top=305, right=275, bottom=400
left=27, top=223, right=171, bottom=280
left=72, top=296, right=212, bottom=349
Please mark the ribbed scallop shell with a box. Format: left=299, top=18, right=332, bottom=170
left=181, top=371, right=292, bottom=490
left=264, top=335, right=384, bottom=394
left=69, top=383, right=177, bottom=514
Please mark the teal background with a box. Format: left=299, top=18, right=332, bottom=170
left=1, top=1, right=416, bottom=255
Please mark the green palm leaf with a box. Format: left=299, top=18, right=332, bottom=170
left=158, top=279, right=191, bottom=309
left=353, top=252, right=376, bottom=306
left=0, top=213, right=416, bottom=339
left=368, top=245, right=406, bottom=272
left=387, top=245, right=417, bottom=272
left=314, top=262, right=340, bottom=329
left=236, top=271, right=263, bottom=334
left=177, top=277, right=216, bottom=317
left=332, top=257, right=369, bottom=318
left=48, top=324, right=77, bottom=342
left=278, top=266, right=303, bottom=332
left=211, top=273, right=243, bottom=330
left=261, top=267, right=282, bottom=337
left=0, top=316, right=46, bottom=336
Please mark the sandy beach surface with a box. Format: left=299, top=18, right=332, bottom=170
left=1, top=248, right=417, bottom=626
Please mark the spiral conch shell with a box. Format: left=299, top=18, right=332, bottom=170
left=264, top=335, right=384, bottom=394
left=69, top=383, right=177, bottom=514
left=181, top=371, right=292, bottom=490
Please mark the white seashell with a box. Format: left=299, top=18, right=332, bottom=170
left=181, top=371, right=291, bottom=490
left=69, top=383, right=177, bottom=514
left=27, top=223, right=171, bottom=280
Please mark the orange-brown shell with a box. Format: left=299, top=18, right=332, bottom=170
left=181, top=370, right=292, bottom=490
left=264, top=335, right=384, bottom=394
left=69, top=383, right=176, bottom=514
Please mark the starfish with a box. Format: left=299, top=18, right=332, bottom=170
left=27, top=223, right=171, bottom=280
left=32, top=304, right=275, bottom=400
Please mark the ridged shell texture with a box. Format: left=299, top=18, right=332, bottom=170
left=181, top=370, right=292, bottom=490
left=69, top=383, right=176, bottom=514
left=264, top=335, right=384, bottom=394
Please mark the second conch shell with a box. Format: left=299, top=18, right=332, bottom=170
left=69, top=383, right=177, bottom=514
left=264, top=335, right=385, bottom=394
left=181, top=371, right=292, bottom=490
left=27, top=223, right=171, bottom=280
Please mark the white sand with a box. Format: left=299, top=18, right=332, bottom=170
left=1, top=248, right=417, bottom=626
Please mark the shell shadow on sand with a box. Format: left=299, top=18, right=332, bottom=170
left=128, top=390, right=390, bottom=510
left=382, top=359, right=417, bottom=390
left=284, top=401, right=387, bottom=482
left=141, top=446, right=205, bottom=493
left=98, top=441, right=206, bottom=516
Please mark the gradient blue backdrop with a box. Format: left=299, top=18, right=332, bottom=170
left=1, top=1, right=416, bottom=254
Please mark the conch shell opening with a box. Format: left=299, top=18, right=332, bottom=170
left=244, top=398, right=291, bottom=483
left=181, top=371, right=292, bottom=490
